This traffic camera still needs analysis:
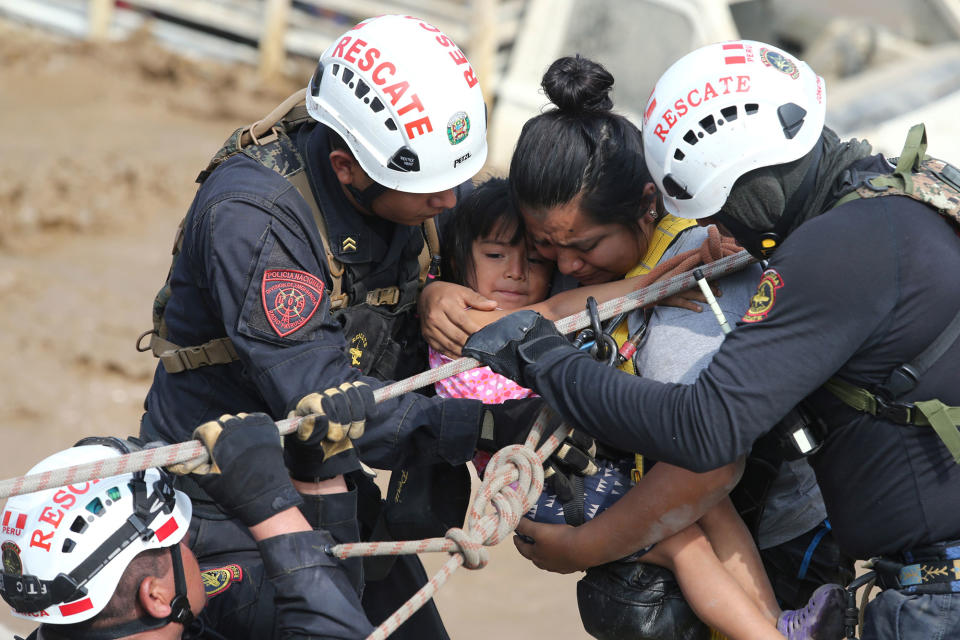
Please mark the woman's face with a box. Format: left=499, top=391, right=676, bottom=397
left=468, top=222, right=553, bottom=310
left=522, top=199, right=648, bottom=285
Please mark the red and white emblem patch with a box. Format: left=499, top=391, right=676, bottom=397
left=261, top=269, right=325, bottom=337
left=742, top=269, right=784, bottom=323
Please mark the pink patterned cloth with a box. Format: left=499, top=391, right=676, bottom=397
left=429, top=347, right=536, bottom=404
left=428, top=346, right=536, bottom=476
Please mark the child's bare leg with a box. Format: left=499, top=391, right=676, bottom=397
left=643, top=525, right=785, bottom=640
left=699, top=497, right=781, bottom=625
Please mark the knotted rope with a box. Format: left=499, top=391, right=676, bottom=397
left=329, top=407, right=568, bottom=639
left=0, top=250, right=757, bottom=638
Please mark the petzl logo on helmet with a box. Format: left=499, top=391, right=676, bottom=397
left=202, top=564, right=243, bottom=598
left=446, top=111, right=470, bottom=145
left=261, top=269, right=325, bottom=337
left=760, top=48, right=800, bottom=79
left=742, top=269, right=784, bottom=323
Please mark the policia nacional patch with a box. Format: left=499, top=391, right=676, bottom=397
left=261, top=269, right=326, bottom=337
left=742, top=269, right=784, bottom=323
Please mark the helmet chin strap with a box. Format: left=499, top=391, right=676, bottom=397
left=345, top=181, right=389, bottom=214
left=58, top=545, right=196, bottom=640
left=713, top=138, right=824, bottom=260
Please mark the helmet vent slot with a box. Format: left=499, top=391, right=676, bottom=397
left=683, top=130, right=699, bottom=146
left=85, top=498, right=104, bottom=517
left=70, top=516, right=87, bottom=533
left=721, top=106, right=738, bottom=122
left=674, top=149, right=685, bottom=161
left=699, top=115, right=717, bottom=134
left=663, top=174, right=692, bottom=200
left=340, top=68, right=355, bottom=86
left=370, top=97, right=384, bottom=113
left=354, top=79, right=370, bottom=100
left=62, top=538, right=76, bottom=553
left=745, top=103, right=759, bottom=115
left=310, top=63, right=326, bottom=96
left=384, top=118, right=397, bottom=132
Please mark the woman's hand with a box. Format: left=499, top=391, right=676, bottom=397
left=419, top=281, right=497, bottom=356
left=512, top=518, right=589, bottom=574
left=659, top=287, right=709, bottom=313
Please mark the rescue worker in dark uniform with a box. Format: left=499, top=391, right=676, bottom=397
left=463, top=40, right=960, bottom=640
left=2, top=415, right=372, bottom=639
left=137, top=15, right=497, bottom=638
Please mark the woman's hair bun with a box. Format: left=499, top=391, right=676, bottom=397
left=542, top=55, right=614, bottom=114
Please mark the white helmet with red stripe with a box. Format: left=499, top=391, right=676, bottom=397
left=306, top=14, right=488, bottom=193
left=642, top=40, right=826, bottom=219
left=0, top=441, right=191, bottom=624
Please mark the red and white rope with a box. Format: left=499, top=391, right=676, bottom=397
left=331, top=407, right=568, bottom=640
left=0, top=250, right=754, bottom=501
left=0, top=251, right=756, bottom=639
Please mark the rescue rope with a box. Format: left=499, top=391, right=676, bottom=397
left=335, top=407, right=567, bottom=639
left=0, top=250, right=756, bottom=640
left=0, top=250, right=754, bottom=500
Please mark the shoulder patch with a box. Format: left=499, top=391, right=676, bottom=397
left=201, top=564, right=243, bottom=598
left=742, top=269, right=784, bottom=323
left=261, top=269, right=326, bottom=337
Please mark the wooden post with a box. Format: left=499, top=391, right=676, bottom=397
left=88, top=0, right=114, bottom=41
left=471, top=0, right=498, bottom=112
left=259, top=0, right=292, bottom=81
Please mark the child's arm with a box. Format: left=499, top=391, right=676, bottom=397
left=461, top=271, right=704, bottom=326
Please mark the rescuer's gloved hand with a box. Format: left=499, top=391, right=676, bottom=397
left=170, top=412, right=302, bottom=527
left=285, top=381, right=377, bottom=481
left=478, top=398, right=599, bottom=479
left=462, top=310, right=574, bottom=389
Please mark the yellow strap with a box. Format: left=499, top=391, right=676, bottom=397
left=611, top=215, right=699, bottom=375
left=610, top=215, right=698, bottom=481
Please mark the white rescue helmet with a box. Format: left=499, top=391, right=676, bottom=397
left=642, top=40, right=826, bottom=219
left=307, top=15, right=488, bottom=193
left=0, top=441, right=191, bottom=624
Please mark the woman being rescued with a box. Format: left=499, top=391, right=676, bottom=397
left=419, top=55, right=844, bottom=640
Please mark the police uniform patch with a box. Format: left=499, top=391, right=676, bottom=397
left=2, top=541, right=22, bottom=577
left=742, top=269, right=784, bottom=323
left=261, top=269, right=326, bottom=337
left=201, top=564, right=242, bottom=598
left=759, top=48, right=800, bottom=79
left=349, top=332, right=368, bottom=367
left=446, top=111, right=470, bottom=145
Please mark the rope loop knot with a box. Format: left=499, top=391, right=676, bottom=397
left=444, top=527, right=488, bottom=570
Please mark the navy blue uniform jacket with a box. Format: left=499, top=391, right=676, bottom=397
left=526, top=156, right=960, bottom=559
left=143, top=123, right=481, bottom=469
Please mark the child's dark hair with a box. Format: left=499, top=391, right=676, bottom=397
left=443, top=177, right=525, bottom=288
left=509, top=55, right=655, bottom=228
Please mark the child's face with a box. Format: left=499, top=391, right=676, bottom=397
left=470, top=226, right=553, bottom=310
